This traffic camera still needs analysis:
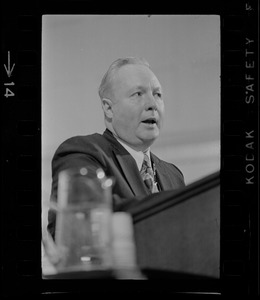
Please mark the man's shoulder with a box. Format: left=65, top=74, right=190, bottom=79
left=152, top=153, right=184, bottom=178
left=54, top=132, right=111, bottom=155
left=62, top=132, right=105, bottom=145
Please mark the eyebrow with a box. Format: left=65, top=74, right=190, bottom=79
left=130, top=85, right=162, bottom=93
left=153, top=86, right=162, bottom=92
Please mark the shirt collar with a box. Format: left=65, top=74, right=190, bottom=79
left=113, top=135, right=150, bottom=171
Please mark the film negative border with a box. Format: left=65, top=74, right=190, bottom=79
left=1, top=0, right=259, bottom=297
left=221, top=0, right=258, bottom=296
left=1, top=7, right=42, bottom=297
left=2, top=4, right=101, bottom=297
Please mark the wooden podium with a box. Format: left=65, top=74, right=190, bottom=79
left=127, top=171, right=220, bottom=279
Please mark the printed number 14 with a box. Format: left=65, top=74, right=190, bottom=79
left=4, top=82, right=15, bottom=98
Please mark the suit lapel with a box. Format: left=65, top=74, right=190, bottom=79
left=115, top=153, right=148, bottom=197
left=103, top=129, right=148, bottom=197
left=151, top=153, right=173, bottom=191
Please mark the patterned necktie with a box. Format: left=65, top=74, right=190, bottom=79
left=140, top=152, right=158, bottom=193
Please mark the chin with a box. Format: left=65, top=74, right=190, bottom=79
left=146, top=130, right=160, bottom=139
left=141, top=134, right=158, bottom=145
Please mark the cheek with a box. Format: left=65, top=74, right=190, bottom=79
left=157, top=103, right=165, bottom=119
left=115, top=105, right=140, bottom=124
left=113, top=108, right=135, bottom=133
left=159, top=101, right=165, bottom=112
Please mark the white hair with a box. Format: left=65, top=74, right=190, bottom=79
left=98, top=57, right=150, bottom=100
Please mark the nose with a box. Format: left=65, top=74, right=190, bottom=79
left=145, top=93, right=157, bottom=111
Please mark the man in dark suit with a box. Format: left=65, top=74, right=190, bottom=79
left=48, top=57, right=185, bottom=238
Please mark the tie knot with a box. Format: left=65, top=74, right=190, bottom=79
left=143, top=152, right=151, bottom=168
left=140, top=152, right=153, bottom=180
left=140, top=152, right=159, bottom=194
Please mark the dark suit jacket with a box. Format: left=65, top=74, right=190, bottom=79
left=48, top=129, right=185, bottom=238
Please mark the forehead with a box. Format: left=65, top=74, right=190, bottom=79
left=112, top=64, right=161, bottom=90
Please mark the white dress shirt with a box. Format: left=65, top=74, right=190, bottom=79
left=113, top=136, right=151, bottom=171
left=113, top=134, right=159, bottom=192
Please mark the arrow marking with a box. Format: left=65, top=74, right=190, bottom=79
left=4, top=51, right=15, bottom=77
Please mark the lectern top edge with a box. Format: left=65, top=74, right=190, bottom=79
left=128, top=171, right=220, bottom=223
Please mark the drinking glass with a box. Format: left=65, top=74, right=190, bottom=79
left=54, top=167, right=113, bottom=272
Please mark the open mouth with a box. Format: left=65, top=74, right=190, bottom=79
left=142, top=118, right=157, bottom=125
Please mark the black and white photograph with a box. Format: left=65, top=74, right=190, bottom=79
left=41, top=15, right=221, bottom=280
left=2, top=0, right=259, bottom=296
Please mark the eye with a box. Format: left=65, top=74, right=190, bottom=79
left=132, top=91, right=143, bottom=97
left=154, top=92, right=162, bottom=98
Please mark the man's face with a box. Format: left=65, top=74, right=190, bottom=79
left=109, top=64, right=165, bottom=151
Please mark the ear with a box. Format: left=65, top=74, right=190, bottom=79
left=102, top=98, right=113, bottom=119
